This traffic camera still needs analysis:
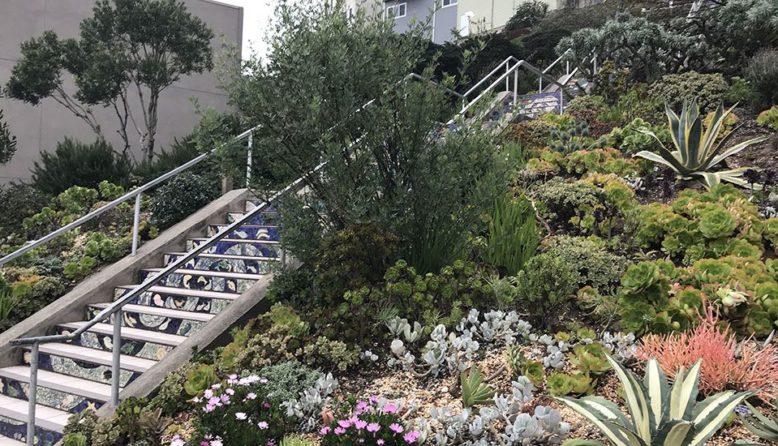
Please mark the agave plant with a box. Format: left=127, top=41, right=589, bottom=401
left=557, top=355, right=751, bottom=446
left=741, top=402, right=778, bottom=441
left=635, top=101, right=768, bottom=189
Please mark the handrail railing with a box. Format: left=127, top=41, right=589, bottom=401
left=539, top=48, right=572, bottom=93
left=0, top=124, right=262, bottom=268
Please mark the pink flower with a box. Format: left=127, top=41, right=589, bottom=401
left=200, top=442, right=210, bottom=446
left=354, top=419, right=368, bottom=430
left=382, top=403, right=398, bottom=414
left=389, top=423, right=404, bottom=434
left=170, top=435, right=185, bottom=446
left=404, top=431, right=421, bottom=443
left=356, top=400, right=369, bottom=414
left=235, top=412, right=247, bottom=420
left=225, top=388, right=235, bottom=396
left=367, top=423, right=381, bottom=433
left=369, top=395, right=379, bottom=403
left=203, top=389, right=213, bottom=399
left=334, top=427, right=346, bottom=435
left=319, top=426, right=331, bottom=436
left=258, top=421, right=269, bottom=430
left=220, top=394, right=231, bottom=405
left=377, top=440, right=385, bottom=445
left=338, top=419, right=352, bottom=429
left=262, top=402, right=272, bottom=410
left=244, top=392, right=257, bottom=401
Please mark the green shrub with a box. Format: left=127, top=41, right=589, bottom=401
left=504, top=119, right=554, bottom=150
left=607, top=118, right=670, bottom=155
left=258, top=361, right=321, bottom=403
left=541, top=235, right=628, bottom=294
left=513, top=252, right=580, bottom=325
left=504, top=0, right=548, bottom=31
left=314, top=223, right=399, bottom=306
left=149, top=172, right=219, bottom=229
left=484, top=194, right=539, bottom=275
left=757, top=106, right=778, bottom=131
left=648, top=71, right=729, bottom=114
left=563, top=96, right=611, bottom=137
left=0, top=183, right=50, bottom=238
left=746, top=49, right=778, bottom=108
left=0, top=109, right=17, bottom=165
left=533, top=175, right=635, bottom=236
left=31, top=138, right=131, bottom=195
left=724, top=76, right=758, bottom=106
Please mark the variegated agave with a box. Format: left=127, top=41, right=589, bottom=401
left=634, top=100, right=768, bottom=189
left=557, top=355, right=751, bottom=446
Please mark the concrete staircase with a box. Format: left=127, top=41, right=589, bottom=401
left=0, top=199, right=280, bottom=445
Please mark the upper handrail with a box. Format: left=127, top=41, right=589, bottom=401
left=0, top=125, right=261, bottom=268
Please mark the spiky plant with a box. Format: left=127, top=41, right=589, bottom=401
left=460, top=365, right=495, bottom=407
left=634, top=100, right=768, bottom=189
left=557, top=355, right=751, bottom=446
left=742, top=402, right=778, bottom=441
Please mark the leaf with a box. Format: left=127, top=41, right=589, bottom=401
left=607, top=354, right=652, bottom=441
left=556, top=396, right=634, bottom=446
left=460, top=366, right=495, bottom=407
left=669, top=361, right=701, bottom=421
left=688, top=391, right=752, bottom=446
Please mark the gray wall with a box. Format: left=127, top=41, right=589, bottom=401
left=385, top=0, right=457, bottom=44
left=0, top=0, right=243, bottom=183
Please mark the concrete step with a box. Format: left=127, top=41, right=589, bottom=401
left=0, top=435, right=25, bottom=445
left=58, top=322, right=186, bottom=347
left=227, top=211, right=279, bottom=225
left=163, top=252, right=277, bottom=275
left=90, top=303, right=215, bottom=324
left=0, top=367, right=112, bottom=403
left=0, top=394, right=70, bottom=433
left=186, top=238, right=279, bottom=258
left=28, top=343, right=156, bottom=374
left=206, top=224, right=280, bottom=241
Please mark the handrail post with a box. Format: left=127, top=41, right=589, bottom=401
left=513, top=70, right=518, bottom=107
left=131, top=193, right=142, bottom=256
left=505, top=62, right=510, bottom=92
left=26, top=342, right=38, bottom=446
left=566, top=61, right=570, bottom=75
left=111, top=309, right=122, bottom=407
left=246, top=131, right=254, bottom=187
left=538, top=77, right=542, bottom=94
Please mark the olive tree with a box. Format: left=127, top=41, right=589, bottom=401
left=0, top=109, right=16, bottom=165
left=5, top=0, right=214, bottom=161
left=221, top=0, right=506, bottom=273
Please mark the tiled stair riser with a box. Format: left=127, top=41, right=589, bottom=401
left=163, top=253, right=276, bottom=275
left=0, top=377, right=101, bottom=414
left=0, top=417, right=60, bottom=446
left=185, top=239, right=279, bottom=257
left=138, top=270, right=257, bottom=294
left=23, top=351, right=137, bottom=389
left=53, top=328, right=174, bottom=362
left=87, top=305, right=209, bottom=336
left=206, top=225, right=280, bottom=241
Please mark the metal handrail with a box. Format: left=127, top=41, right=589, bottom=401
left=0, top=125, right=262, bottom=268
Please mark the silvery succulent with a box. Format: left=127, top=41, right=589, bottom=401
left=281, top=373, right=338, bottom=431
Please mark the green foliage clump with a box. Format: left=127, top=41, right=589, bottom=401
left=533, top=175, right=635, bottom=236
left=541, top=235, right=628, bottom=295
left=549, top=121, right=607, bottom=154
left=648, top=72, right=729, bottom=114
left=460, top=365, right=495, bottom=407
left=505, top=346, right=544, bottom=386
left=724, top=77, right=758, bottom=106
left=525, top=147, right=646, bottom=178
left=504, top=0, right=548, bottom=31
left=227, top=304, right=360, bottom=372
left=627, top=185, right=767, bottom=265
left=68, top=398, right=170, bottom=446
left=513, top=252, right=581, bottom=325
left=258, top=361, right=321, bottom=403
left=563, top=96, right=611, bottom=137
left=0, top=109, right=17, bottom=165
left=607, top=118, right=670, bottom=155
left=756, top=106, right=778, bottom=131
left=617, top=255, right=778, bottom=336
left=184, top=364, right=218, bottom=396
left=149, top=172, right=219, bottom=229
left=314, top=223, right=399, bottom=306
left=557, top=14, right=696, bottom=83
left=0, top=183, right=50, bottom=239
left=745, top=49, right=778, bottom=108
left=549, top=342, right=610, bottom=397
left=548, top=372, right=594, bottom=397
left=483, top=194, right=539, bottom=276
left=31, top=138, right=130, bottom=195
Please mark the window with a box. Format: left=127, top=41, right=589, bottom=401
left=442, top=0, right=457, bottom=7
left=386, top=3, right=407, bottom=18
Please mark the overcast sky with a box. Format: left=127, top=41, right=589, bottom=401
left=216, top=0, right=278, bottom=59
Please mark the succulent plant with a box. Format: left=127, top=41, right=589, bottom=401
left=741, top=402, right=778, bottom=441
left=557, top=356, right=751, bottom=446
left=460, top=366, right=495, bottom=407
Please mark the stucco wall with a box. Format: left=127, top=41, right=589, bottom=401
left=0, top=0, right=242, bottom=183
left=458, top=0, right=561, bottom=33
